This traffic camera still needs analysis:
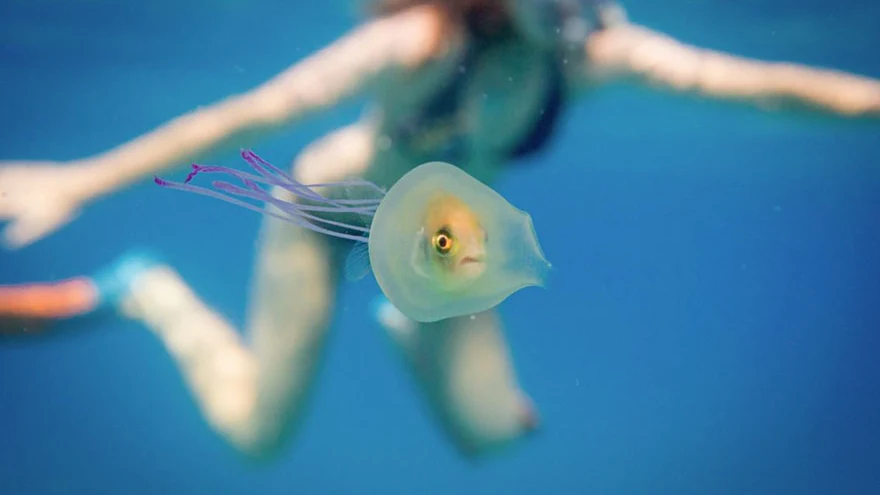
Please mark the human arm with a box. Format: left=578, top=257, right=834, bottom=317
left=0, top=5, right=444, bottom=248
left=583, top=22, right=880, bottom=118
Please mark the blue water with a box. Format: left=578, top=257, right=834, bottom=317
left=1, top=1, right=878, bottom=493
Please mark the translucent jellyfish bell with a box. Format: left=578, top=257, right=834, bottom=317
left=369, top=161, right=551, bottom=322
left=154, top=151, right=551, bottom=323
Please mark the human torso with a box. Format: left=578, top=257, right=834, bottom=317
left=365, top=22, right=575, bottom=188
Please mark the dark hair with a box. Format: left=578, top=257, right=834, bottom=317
left=370, top=0, right=512, bottom=38
left=369, top=0, right=433, bottom=16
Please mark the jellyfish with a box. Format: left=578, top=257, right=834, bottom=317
left=154, top=150, right=551, bottom=323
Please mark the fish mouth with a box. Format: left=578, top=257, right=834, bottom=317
left=459, top=254, right=485, bottom=266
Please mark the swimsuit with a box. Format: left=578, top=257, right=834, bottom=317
left=388, top=0, right=621, bottom=163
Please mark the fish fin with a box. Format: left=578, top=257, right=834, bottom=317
left=344, top=242, right=372, bottom=282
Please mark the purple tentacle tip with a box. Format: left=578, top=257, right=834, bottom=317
left=184, top=164, right=203, bottom=184
left=153, top=176, right=168, bottom=186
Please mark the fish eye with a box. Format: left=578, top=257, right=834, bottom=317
left=432, top=228, right=454, bottom=255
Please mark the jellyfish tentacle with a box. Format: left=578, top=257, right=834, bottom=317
left=184, top=167, right=380, bottom=211
left=243, top=149, right=387, bottom=197
left=216, top=178, right=377, bottom=216
left=211, top=181, right=372, bottom=234
left=153, top=150, right=381, bottom=244
left=240, top=149, right=385, bottom=205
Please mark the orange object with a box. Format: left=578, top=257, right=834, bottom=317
left=0, top=277, right=99, bottom=319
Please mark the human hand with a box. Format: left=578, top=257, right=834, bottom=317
left=0, top=161, right=86, bottom=249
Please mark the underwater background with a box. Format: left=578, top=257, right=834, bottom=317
left=1, top=0, right=878, bottom=493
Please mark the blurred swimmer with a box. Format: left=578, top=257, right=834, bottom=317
left=1, top=0, right=879, bottom=459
